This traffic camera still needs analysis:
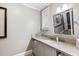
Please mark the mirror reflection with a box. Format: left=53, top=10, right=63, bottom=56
left=53, top=8, right=74, bottom=35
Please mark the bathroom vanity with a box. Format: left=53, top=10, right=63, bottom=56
left=32, top=5, right=79, bottom=56
left=32, top=35, right=79, bottom=56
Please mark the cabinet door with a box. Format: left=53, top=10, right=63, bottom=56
left=33, top=40, right=57, bottom=56
left=32, top=40, right=39, bottom=55
left=44, top=45, right=57, bottom=56
left=33, top=40, right=45, bottom=56
left=37, top=41, right=46, bottom=56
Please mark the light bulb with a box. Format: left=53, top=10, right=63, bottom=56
left=62, top=4, right=68, bottom=11
left=56, top=7, right=61, bottom=13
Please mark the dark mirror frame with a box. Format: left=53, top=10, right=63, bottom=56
left=0, top=7, right=7, bottom=38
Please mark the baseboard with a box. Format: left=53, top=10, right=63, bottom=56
left=25, top=50, right=32, bottom=56
left=13, top=50, right=32, bottom=56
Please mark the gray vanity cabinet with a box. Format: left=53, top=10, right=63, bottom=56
left=32, top=40, right=57, bottom=56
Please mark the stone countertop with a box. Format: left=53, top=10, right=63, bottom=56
left=32, top=35, right=79, bottom=56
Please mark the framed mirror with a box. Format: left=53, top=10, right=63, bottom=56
left=0, top=7, right=7, bottom=38
left=53, top=8, right=74, bottom=35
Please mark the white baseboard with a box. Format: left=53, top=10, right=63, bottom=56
left=13, top=50, right=32, bottom=56
left=25, top=50, right=32, bottom=56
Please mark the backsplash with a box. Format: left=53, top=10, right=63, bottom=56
left=42, top=33, right=76, bottom=46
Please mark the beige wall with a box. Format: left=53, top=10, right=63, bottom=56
left=44, top=3, right=79, bottom=37
left=0, top=3, right=40, bottom=56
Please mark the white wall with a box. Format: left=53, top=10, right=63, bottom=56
left=0, top=3, right=40, bottom=56
left=44, top=3, right=79, bottom=37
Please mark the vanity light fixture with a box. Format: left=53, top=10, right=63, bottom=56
left=62, top=4, right=68, bottom=11
left=56, top=7, right=61, bottom=13
left=56, top=4, right=68, bottom=13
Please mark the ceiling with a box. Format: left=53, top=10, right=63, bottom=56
left=22, top=3, right=52, bottom=11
